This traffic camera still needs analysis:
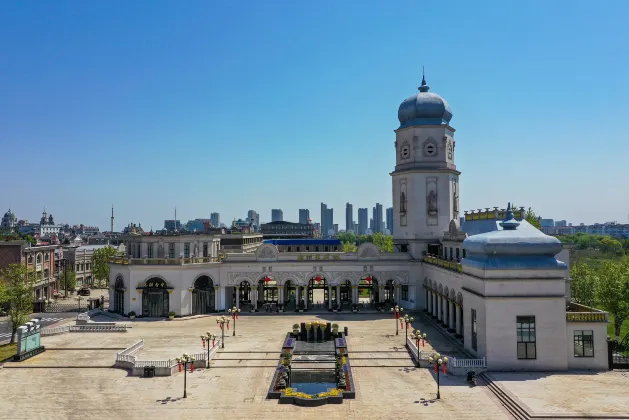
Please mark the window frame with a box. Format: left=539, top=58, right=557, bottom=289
left=516, top=316, right=537, bottom=360
left=401, top=285, right=409, bottom=300
left=573, top=330, right=594, bottom=358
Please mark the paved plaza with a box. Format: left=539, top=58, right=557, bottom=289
left=0, top=313, right=628, bottom=419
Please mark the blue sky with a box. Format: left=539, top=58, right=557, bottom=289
left=1, top=0, right=627, bottom=230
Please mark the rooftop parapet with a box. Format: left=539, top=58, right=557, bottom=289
left=464, top=207, right=525, bottom=222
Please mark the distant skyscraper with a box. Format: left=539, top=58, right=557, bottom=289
left=373, top=203, right=383, bottom=234
left=210, top=212, right=220, bottom=228
left=320, top=203, right=328, bottom=235
left=369, top=218, right=374, bottom=232
left=271, top=209, right=283, bottom=222
left=247, top=210, right=259, bottom=227
left=325, top=208, right=334, bottom=236
left=345, top=203, right=354, bottom=232
left=299, top=209, right=310, bottom=224
left=386, top=207, right=394, bottom=235
left=164, top=220, right=181, bottom=231
left=358, top=208, right=368, bottom=235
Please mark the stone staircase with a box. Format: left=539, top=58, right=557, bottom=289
left=477, top=373, right=530, bottom=420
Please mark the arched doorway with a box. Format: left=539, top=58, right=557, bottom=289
left=340, top=280, right=352, bottom=310
left=113, top=276, right=125, bottom=315
left=284, top=280, right=297, bottom=311
left=258, top=276, right=278, bottom=311
left=308, top=275, right=328, bottom=310
left=384, top=280, right=396, bottom=304
left=192, top=275, right=215, bottom=314
left=237, top=281, right=251, bottom=311
left=142, top=278, right=170, bottom=317
left=358, top=275, right=379, bottom=309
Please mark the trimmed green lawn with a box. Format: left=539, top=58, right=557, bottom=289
left=0, top=343, right=17, bottom=362
left=607, top=315, right=629, bottom=340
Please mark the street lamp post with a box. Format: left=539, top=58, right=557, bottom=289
left=176, top=353, right=196, bottom=399
left=410, top=330, right=427, bottom=366
left=200, top=332, right=216, bottom=368
left=428, top=352, right=448, bottom=399
left=216, top=315, right=230, bottom=349
left=402, top=314, right=414, bottom=344
left=228, top=306, right=241, bottom=337
left=391, top=305, right=403, bottom=335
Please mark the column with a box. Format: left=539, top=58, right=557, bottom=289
left=236, top=287, right=240, bottom=309
left=278, top=287, right=283, bottom=305
left=455, top=304, right=462, bottom=335
left=437, top=295, right=442, bottom=321
left=336, top=285, right=340, bottom=306
left=328, top=286, right=333, bottom=310
left=432, top=292, right=437, bottom=316
left=214, top=286, right=220, bottom=312
left=449, top=301, right=455, bottom=330
left=443, top=298, right=448, bottom=325
left=252, top=289, right=258, bottom=310
left=305, top=286, right=309, bottom=310
left=425, top=289, right=429, bottom=311
left=395, top=286, right=400, bottom=304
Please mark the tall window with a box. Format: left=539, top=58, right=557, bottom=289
left=184, top=243, right=190, bottom=258
left=516, top=316, right=536, bottom=359
left=574, top=330, right=594, bottom=357
left=401, top=285, right=409, bottom=300
left=471, top=309, right=478, bottom=351
left=168, top=243, right=175, bottom=258
left=147, top=244, right=153, bottom=258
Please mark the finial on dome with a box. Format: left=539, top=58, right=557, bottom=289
left=419, top=66, right=430, bottom=92
left=499, top=203, right=520, bottom=230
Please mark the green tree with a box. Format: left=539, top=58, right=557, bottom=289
left=600, top=237, right=624, bottom=255
left=0, top=263, right=36, bottom=344
left=570, top=262, right=597, bottom=307
left=371, top=233, right=394, bottom=252
left=21, top=234, right=37, bottom=245
left=337, top=231, right=357, bottom=245
left=91, top=246, right=119, bottom=288
left=341, top=242, right=357, bottom=252
left=59, top=268, right=77, bottom=292
left=596, top=258, right=629, bottom=341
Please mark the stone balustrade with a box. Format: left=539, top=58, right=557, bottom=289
left=566, top=312, right=608, bottom=322
left=108, top=256, right=221, bottom=265
left=423, top=255, right=463, bottom=272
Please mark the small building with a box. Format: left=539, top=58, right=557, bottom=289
left=263, top=239, right=341, bottom=253
left=0, top=240, right=59, bottom=300
left=261, top=221, right=315, bottom=238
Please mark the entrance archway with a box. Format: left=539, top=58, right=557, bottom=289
left=238, top=281, right=251, bottom=310
left=192, top=275, right=215, bottom=314
left=340, top=280, right=351, bottom=310
left=113, top=276, right=125, bottom=315
left=384, top=280, right=396, bottom=304
left=284, top=280, right=297, bottom=311
left=308, top=275, right=328, bottom=310
left=258, top=276, right=278, bottom=311
left=358, top=275, right=379, bottom=309
left=142, top=278, right=169, bottom=317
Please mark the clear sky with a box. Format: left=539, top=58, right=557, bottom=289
left=1, top=0, right=627, bottom=230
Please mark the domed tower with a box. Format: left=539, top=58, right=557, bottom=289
left=391, top=75, right=460, bottom=257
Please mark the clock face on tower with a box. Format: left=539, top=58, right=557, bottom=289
left=400, top=145, right=410, bottom=160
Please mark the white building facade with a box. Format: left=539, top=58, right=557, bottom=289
left=108, top=77, right=609, bottom=372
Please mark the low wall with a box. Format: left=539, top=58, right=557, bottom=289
left=114, top=339, right=220, bottom=377
left=41, top=324, right=128, bottom=336
left=405, top=337, right=486, bottom=375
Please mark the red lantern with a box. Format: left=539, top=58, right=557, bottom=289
left=433, top=363, right=438, bottom=373
left=236, top=312, right=239, bottom=320
left=264, top=276, right=271, bottom=283
left=191, top=364, right=194, bottom=373
left=314, top=276, right=322, bottom=283
left=202, top=339, right=205, bottom=349
left=212, top=339, right=215, bottom=347
left=416, top=339, right=419, bottom=348
left=178, top=363, right=182, bottom=372
left=219, top=324, right=223, bottom=330
left=442, top=364, right=447, bottom=374
left=365, top=275, right=372, bottom=283
left=422, top=339, right=425, bottom=348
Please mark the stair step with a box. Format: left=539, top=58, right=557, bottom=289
left=478, top=373, right=529, bottom=420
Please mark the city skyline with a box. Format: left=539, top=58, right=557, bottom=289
left=1, top=1, right=627, bottom=229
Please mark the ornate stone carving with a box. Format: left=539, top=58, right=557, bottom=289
left=427, top=190, right=438, bottom=215
left=227, top=272, right=258, bottom=284
left=452, top=180, right=459, bottom=219
left=357, top=243, right=379, bottom=259
left=426, top=177, right=438, bottom=220
left=255, top=244, right=278, bottom=260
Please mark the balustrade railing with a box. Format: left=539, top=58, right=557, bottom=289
left=566, top=312, right=608, bottom=322
left=423, top=254, right=463, bottom=272
left=449, top=357, right=486, bottom=368
left=108, top=256, right=220, bottom=265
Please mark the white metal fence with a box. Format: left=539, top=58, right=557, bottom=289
left=405, top=336, right=487, bottom=374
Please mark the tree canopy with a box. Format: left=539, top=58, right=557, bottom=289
left=0, top=263, right=36, bottom=343
left=336, top=232, right=394, bottom=253
left=91, top=246, right=119, bottom=287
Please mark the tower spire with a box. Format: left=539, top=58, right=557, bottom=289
left=419, top=67, right=430, bottom=93
left=110, top=205, right=115, bottom=232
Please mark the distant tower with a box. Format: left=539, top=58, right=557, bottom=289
left=111, top=205, right=115, bottom=232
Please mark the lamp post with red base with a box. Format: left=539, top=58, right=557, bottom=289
left=200, top=332, right=217, bottom=368
left=216, top=316, right=230, bottom=349
left=428, top=352, right=448, bottom=400
left=176, top=353, right=196, bottom=399
left=228, top=306, right=241, bottom=336
left=402, top=314, right=414, bottom=344
left=391, top=305, right=403, bottom=335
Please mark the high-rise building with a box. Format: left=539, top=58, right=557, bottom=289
left=320, top=203, right=328, bottom=236
left=358, top=208, right=368, bottom=235
left=325, top=208, right=334, bottom=236
left=386, top=207, right=394, bottom=235
left=247, top=210, right=259, bottom=227
left=210, top=212, right=220, bottom=228
left=164, top=220, right=181, bottom=231
left=345, top=203, right=354, bottom=232
left=271, top=209, right=283, bottom=222
left=373, top=203, right=383, bottom=234
left=299, top=209, right=310, bottom=224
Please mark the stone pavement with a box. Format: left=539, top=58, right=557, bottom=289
left=490, top=371, right=629, bottom=417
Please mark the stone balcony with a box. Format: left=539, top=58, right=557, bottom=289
left=565, top=302, right=609, bottom=322
left=108, top=256, right=222, bottom=265
left=422, top=254, right=463, bottom=272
